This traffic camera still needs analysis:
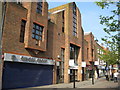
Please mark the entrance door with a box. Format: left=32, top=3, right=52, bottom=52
left=56, top=62, right=64, bottom=83
left=70, top=69, right=78, bottom=82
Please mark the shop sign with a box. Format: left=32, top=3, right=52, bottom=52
left=69, top=59, right=74, bottom=66
left=69, top=66, right=78, bottom=69
left=4, top=53, right=55, bottom=65
left=68, top=69, right=70, bottom=74
left=82, top=62, right=86, bottom=67
left=94, top=61, right=99, bottom=65
left=56, top=62, right=60, bottom=66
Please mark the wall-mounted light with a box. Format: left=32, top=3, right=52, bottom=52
left=57, top=55, right=60, bottom=59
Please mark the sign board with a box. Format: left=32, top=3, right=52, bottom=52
left=94, top=61, right=99, bottom=65
left=82, top=62, right=86, bottom=67
left=56, top=61, right=59, bottom=66
left=98, top=65, right=105, bottom=69
left=81, top=70, right=83, bottom=74
left=68, top=69, right=70, bottom=74
left=4, top=53, right=55, bottom=65
left=69, top=66, right=78, bottom=69
left=69, top=59, right=74, bottom=66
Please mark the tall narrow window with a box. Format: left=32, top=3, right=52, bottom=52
left=36, top=2, right=42, bottom=14
left=70, top=44, right=79, bottom=65
left=60, top=48, right=65, bottom=83
left=62, top=11, right=64, bottom=33
left=32, top=23, right=44, bottom=41
left=73, top=3, right=77, bottom=36
left=92, top=49, right=94, bottom=57
left=20, top=20, right=26, bottom=43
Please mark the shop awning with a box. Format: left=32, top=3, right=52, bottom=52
left=69, top=66, right=78, bottom=69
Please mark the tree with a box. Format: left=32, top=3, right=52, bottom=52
left=95, top=0, right=120, bottom=65
left=99, top=48, right=118, bottom=65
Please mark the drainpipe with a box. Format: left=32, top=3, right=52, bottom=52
left=0, top=1, right=6, bottom=90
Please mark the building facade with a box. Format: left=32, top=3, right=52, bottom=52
left=2, top=2, right=55, bottom=89
left=1, top=1, right=106, bottom=89
left=96, top=43, right=106, bottom=77
left=48, top=2, right=84, bottom=83
left=84, top=32, right=98, bottom=79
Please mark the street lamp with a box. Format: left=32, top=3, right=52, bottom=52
left=92, top=61, right=94, bottom=85
left=73, top=69, right=75, bottom=88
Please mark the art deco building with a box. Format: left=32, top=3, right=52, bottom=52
left=2, top=2, right=55, bottom=89
left=49, top=2, right=84, bottom=83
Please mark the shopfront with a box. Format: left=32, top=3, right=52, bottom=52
left=2, top=53, right=55, bottom=89
left=69, top=66, right=78, bottom=82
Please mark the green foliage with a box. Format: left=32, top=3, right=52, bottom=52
left=95, top=0, right=120, bottom=65
left=99, top=48, right=119, bottom=65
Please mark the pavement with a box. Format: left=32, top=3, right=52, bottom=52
left=28, top=77, right=119, bottom=88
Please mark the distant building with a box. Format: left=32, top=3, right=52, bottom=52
left=84, top=32, right=98, bottom=80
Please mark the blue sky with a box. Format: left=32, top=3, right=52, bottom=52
left=47, top=2, right=115, bottom=44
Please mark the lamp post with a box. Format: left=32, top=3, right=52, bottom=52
left=92, top=61, right=94, bottom=85
left=73, top=69, right=75, bottom=88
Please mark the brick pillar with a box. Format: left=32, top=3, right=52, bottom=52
left=77, top=47, right=82, bottom=81
left=53, top=61, right=57, bottom=84
left=64, top=43, right=70, bottom=83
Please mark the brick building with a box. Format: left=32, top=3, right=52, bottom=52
left=1, top=1, right=104, bottom=89
left=48, top=2, right=84, bottom=83
left=96, top=43, right=106, bottom=77
left=2, top=2, right=55, bottom=89
left=84, top=32, right=98, bottom=79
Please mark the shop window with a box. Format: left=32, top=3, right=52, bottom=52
left=32, top=23, right=44, bottom=41
left=20, top=20, right=26, bottom=43
left=36, top=2, right=42, bottom=14
left=14, top=1, right=22, bottom=6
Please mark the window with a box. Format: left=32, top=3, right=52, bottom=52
left=61, top=48, right=65, bottom=62
left=15, top=1, right=22, bottom=6
left=61, top=48, right=65, bottom=76
left=73, top=3, right=77, bottom=37
left=36, top=2, right=42, bottom=14
left=62, top=11, right=64, bottom=33
left=20, top=20, right=26, bottom=43
left=62, top=27, right=64, bottom=33
left=92, top=49, right=94, bottom=57
left=32, top=23, right=44, bottom=41
left=16, top=2, right=22, bottom=5
left=70, top=44, right=79, bottom=65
